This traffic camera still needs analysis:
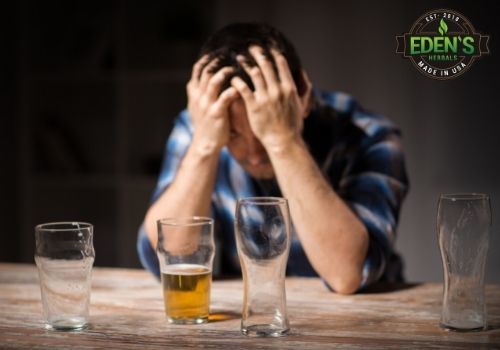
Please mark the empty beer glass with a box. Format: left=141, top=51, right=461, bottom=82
left=35, top=222, right=95, bottom=331
left=235, top=197, right=291, bottom=337
left=157, top=217, right=215, bottom=324
left=437, top=193, right=491, bottom=331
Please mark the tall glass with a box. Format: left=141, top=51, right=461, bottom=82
left=34, top=222, right=95, bottom=331
left=235, top=197, right=291, bottom=337
left=157, top=217, right=215, bottom=324
left=437, top=193, right=491, bottom=331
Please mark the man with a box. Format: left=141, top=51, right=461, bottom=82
left=137, top=22, right=408, bottom=294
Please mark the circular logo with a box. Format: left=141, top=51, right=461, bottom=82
left=396, top=9, right=490, bottom=80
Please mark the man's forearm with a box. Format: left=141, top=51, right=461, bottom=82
left=267, top=137, right=369, bottom=294
left=143, top=142, right=220, bottom=248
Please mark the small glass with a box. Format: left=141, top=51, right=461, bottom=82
left=235, top=197, right=291, bottom=337
left=157, top=217, right=215, bottom=324
left=437, top=193, right=491, bottom=331
left=34, top=222, right=95, bottom=331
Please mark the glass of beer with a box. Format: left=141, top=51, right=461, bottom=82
left=156, top=217, right=215, bottom=324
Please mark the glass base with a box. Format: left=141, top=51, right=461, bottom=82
left=46, top=317, right=88, bottom=331
left=440, top=323, right=486, bottom=332
left=242, top=324, right=289, bottom=337
left=167, top=316, right=208, bottom=325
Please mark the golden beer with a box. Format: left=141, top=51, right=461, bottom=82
left=161, top=264, right=212, bottom=324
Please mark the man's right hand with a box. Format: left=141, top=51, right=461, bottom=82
left=186, top=56, right=238, bottom=155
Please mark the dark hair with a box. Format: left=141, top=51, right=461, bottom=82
left=199, top=22, right=306, bottom=95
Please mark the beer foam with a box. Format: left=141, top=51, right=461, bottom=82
left=161, top=264, right=211, bottom=275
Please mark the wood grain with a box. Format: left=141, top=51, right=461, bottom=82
left=0, top=263, right=499, bottom=349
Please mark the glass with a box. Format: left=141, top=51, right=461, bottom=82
left=235, top=197, right=291, bottom=337
left=157, top=217, right=215, bottom=324
left=34, top=222, right=95, bottom=331
left=437, top=193, right=491, bottom=331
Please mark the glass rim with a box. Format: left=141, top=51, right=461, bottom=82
left=157, top=216, right=213, bottom=227
left=439, top=193, right=489, bottom=201
left=237, top=196, right=287, bottom=205
left=35, top=222, right=93, bottom=232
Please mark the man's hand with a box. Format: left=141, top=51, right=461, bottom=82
left=230, top=46, right=312, bottom=152
left=187, top=55, right=238, bottom=155
left=145, top=57, right=237, bottom=248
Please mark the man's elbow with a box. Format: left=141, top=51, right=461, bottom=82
left=143, top=211, right=158, bottom=249
left=325, top=272, right=362, bottom=295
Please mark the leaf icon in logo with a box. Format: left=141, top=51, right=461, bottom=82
left=438, top=18, right=448, bottom=36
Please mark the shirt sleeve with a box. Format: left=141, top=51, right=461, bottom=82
left=136, top=110, right=193, bottom=277
left=137, top=224, right=160, bottom=279
left=338, top=120, right=409, bottom=290
left=151, top=110, right=193, bottom=203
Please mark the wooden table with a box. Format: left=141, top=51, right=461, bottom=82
left=0, top=263, right=499, bottom=349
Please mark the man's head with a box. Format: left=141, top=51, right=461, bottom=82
left=199, top=22, right=308, bottom=96
left=198, top=22, right=310, bottom=179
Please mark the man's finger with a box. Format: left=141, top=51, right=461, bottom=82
left=271, top=49, right=295, bottom=89
left=231, top=76, right=255, bottom=105
left=199, top=58, right=220, bottom=91
left=191, top=54, right=210, bottom=83
left=206, top=67, right=234, bottom=101
left=249, top=46, right=279, bottom=90
left=215, top=87, right=238, bottom=110
left=300, top=69, right=313, bottom=107
left=236, top=55, right=266, bottom=92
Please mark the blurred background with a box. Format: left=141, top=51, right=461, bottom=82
left=2, top=0, right=499, bottom=283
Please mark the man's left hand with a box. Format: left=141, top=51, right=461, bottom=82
left=231, top=46, right=312, bottom=152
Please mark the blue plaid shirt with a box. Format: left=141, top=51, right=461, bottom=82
left=137, top=90, right=409, bottom=290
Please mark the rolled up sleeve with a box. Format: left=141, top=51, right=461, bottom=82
left=339, top=130, right=409, bottom=290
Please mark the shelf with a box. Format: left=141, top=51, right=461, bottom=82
left=33, top=173, right=117, bottom=188
left=25, top=2, right=115, bottom=73
left=32, top=71, right=116, bottom=83
left=15, top=0, right=214, bottom=269
left=31, top=69, right=192, bottom=84
left=32, top=173, right=157, bottom=189
left=31, top=81, right=115, bottom=174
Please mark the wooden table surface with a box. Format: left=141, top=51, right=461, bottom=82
left=0, top=263, right=499, bottom=349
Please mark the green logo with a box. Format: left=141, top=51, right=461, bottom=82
left=396, top=9, right=490, bottom=80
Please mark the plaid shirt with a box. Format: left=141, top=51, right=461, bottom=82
left=137, top=90, right=409, bottom=291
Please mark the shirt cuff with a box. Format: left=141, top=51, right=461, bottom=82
left=358, top=238, right=386, bottom=290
